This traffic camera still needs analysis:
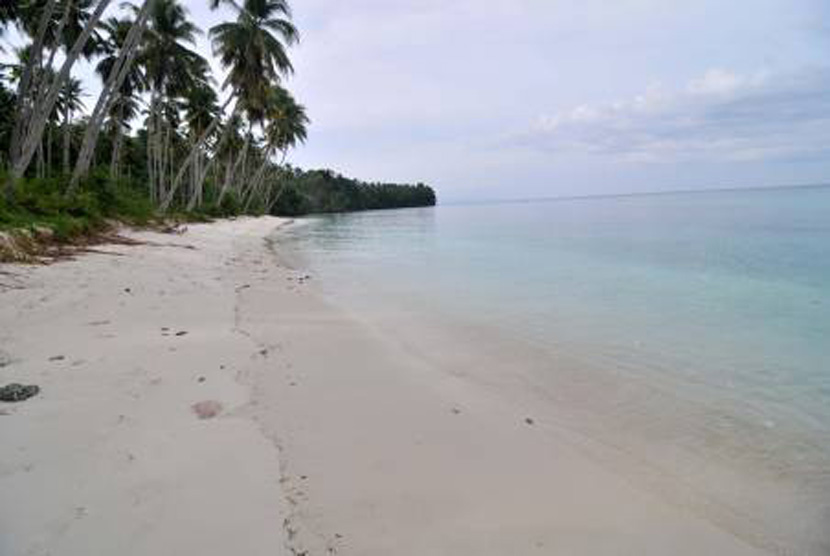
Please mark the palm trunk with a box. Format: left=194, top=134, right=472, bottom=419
left=10, top=0, right=114, bottom=186
left=147, top=119, right=155, bottom=203
left=37, top=142, right=45, bottom=179
left=110, top=119, right=123, bottom=181
left=70, top=0, right=152, bottom=190
left=163, top=97, right=237, bottom=210
left=47, top=125, right=53, bottom=177
left=63, top=107, right=71, bottom=175
left=243, top=147, right=273, bottom=211
left=5, top=0, right=58, bottom=199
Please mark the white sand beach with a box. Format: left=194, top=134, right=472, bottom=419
left=0, top=217, right=769, bottom=555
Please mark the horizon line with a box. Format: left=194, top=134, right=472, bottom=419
left=438, top=181, right=830, bottom=206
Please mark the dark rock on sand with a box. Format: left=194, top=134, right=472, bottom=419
left=0, top=383, right=40, bottom=402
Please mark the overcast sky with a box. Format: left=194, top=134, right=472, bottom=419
left=10, top=0, right=830, bottom=201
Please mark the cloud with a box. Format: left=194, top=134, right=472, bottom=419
left=516, top=68, right=830, bottom=164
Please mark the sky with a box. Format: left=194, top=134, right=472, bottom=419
left=7, top=0, right=830, bottom=201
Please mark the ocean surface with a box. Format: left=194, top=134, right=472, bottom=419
left=277, top=185, right=830, bottom=552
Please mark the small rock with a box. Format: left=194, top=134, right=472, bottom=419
left=451, top=408, right=461, bottom=415
left=124, top=287, right=132, bottom=294
left=192, top=400, right=223, bottom=419
left=175, top=331, right=188, bottom=337
left=197, top=376, right=206, bottom=383
left=49, top=355, right=65, bottom=361
left=524, top=417, right=535, bottom=425
left=0, top=383, right=40, bottom=402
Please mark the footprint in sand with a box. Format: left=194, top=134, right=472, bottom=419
left=192, top=400, right=223, bottom=419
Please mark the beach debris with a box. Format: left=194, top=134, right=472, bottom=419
left=524, top=417, right=535, bottom=426
left=451, top=407, right=461, bottom=415
left=175, top=330, right=188, bottom=337
left=48, top=355, right=65, bottom=362
left=235, top=284, right=251, bottom=291
left=160, top=224, right=188, bottom=235
left=0, top=383, right=40, bottom=402
left=197, top=376, right=206, bottom=383
left=192, top=400, right=223, bottom=419
left=123, top=287, right=132, bottom=294
left=87, top=320, right=111, bottom=326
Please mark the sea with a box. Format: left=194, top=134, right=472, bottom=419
left=276, top=185, right=830, bottom=553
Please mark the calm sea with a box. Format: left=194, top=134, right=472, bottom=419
left=277, top=185, right=830, bottom=552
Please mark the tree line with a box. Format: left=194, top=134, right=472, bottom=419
left=0, top=0, right=435, bottom=236
left=270, top=168, right=436, bottom=216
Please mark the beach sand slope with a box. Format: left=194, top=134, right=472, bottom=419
left=1, top=216, right=767, bottom=555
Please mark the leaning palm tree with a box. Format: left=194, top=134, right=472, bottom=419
left=57, top=76, right=85, bottom=173
left=162, top=0, right=298, bottom=209
left=138, top=0, right=204, bottom=203
left=211, top=0, right=298, bottom=124
left=244, top=85, right=307, bottom=209
left=94, top=16, right=147, bottom=180
left=183, top=81, right=220, bottom=207
left=69, top=1, right=156, bottom=190
left=5, top=0, right=111, bottom=199
left=263, top=85, right=308, bottom=159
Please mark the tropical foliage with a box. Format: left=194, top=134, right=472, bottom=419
left=0, top=0, right=435, bottom=236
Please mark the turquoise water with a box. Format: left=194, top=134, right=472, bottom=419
left=279, top=185, right=830, bottom=549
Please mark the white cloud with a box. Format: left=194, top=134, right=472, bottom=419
left=519, top=68, right=830, bottom=164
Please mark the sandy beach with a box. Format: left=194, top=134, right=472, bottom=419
left=0, top=217, right=769, bottom=555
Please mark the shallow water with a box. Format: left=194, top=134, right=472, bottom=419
left=277, top=185, right=830, bottom=552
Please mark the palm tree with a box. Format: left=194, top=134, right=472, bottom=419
left=6, top=0, right=112, bottom=198
left=69, top=0, right=155, bottom=190
left=205, top=0, right=298, bottom=206
left=139, top=0, right=204, bottom=202
left=162, top=0, right=298, bottom=210
left=263, top=85, right=308, bottom=158
left=210, top=0, right=298, bottom=124
left=57, top=77, right=85, bottom=173
left=95, top=16, right=147, bottom=179
left=19, top=0, right=104, bottom=60
left=183, top=82, right=220, bottom=207
left=244, top=84, right=307, bottom=209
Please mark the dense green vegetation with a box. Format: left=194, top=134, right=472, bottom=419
left=271, top=168, right=436, bottom=216
left=0, top=0, right=435, bottom=242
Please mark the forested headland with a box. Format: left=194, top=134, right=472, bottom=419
left=0, top=0, right=435, bottom=244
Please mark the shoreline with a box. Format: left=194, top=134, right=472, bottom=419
left=1, top=217, right=768, bottom=555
